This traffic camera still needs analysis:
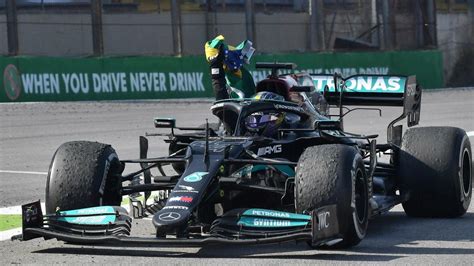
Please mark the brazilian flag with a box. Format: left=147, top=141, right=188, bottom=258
left=205, top=35, right=256, bottom=98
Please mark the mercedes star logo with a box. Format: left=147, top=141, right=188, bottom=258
left=158, top=212, right=181, bottom=222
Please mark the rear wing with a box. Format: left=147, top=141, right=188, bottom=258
left=311, top=74, right=422, bottom=145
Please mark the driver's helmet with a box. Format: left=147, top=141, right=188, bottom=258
left=245, top=91, right=286, bottom=137
left=244, top=111, right=285, bottom=138
left=252, top=91, right=285, bottom=102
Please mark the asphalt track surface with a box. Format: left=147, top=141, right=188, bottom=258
left=0, top=88, right=473, bottom=264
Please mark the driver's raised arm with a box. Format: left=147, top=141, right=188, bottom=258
left=206, top=43, right=229, bottom=100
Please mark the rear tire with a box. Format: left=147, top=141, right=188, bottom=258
left=398, top=127, right=472, bottom=217
left=45, top=141, right=123, bottom=214
left=295, top=144, right=369, bottom=248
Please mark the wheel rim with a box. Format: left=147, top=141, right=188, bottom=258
left=355, top=168, right=368, bottom=223
left=461, top=149, right=471, bottom=197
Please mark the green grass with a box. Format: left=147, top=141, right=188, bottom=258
left=121, top=195, right=145, bottom=206
left=121, top=197, right=130, bottom=205
left=0, top=215, right=22, bottom=231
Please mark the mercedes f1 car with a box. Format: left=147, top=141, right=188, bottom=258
left=18, top=63, right=472, bottom=249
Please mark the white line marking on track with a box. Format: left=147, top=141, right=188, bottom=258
left=0, top=228, right=22, bottom=241
left=0, top=203, right=46, bottom=215
left=467, top=131, right=474, bottom=137
left=0, top=170, right=47, bottom=175
left=0, top=205, right=26, bottom=215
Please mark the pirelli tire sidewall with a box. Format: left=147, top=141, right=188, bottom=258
left=45, top=141, right=123, bottom=214
left=295, top=144, right=369, bottom=248
left=398, top=126, right=472, bottom=217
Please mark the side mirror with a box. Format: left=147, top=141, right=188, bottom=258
left=154, top=118, right=176, bottom=128
left=314, top=120, right=341, bottom=131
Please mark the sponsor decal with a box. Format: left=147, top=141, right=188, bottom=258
left=249, top=209, right=290, bottom=218
left=98, top=157, right=112, bottom=195
left=254, top=218, right=290, bottom=227
left=66, top=206, right=113, bottom=214
left=24, top=205, right=39, bottom=223
left=311, top=204, right=339, bottom=243
left=210, top=102, right=224, bottom=110
left=406, top=83, right=416, bottom=97
left=243, top=208, right=311, bottom=220
left=237, top=217, right=308, bottom=228
left=168, top=196, right=193, bottom=203
left=344, top=76, right=404, bottom=93
left=158, top=212, right=181, bottom=222
left=257, top=144, right=282, bottom=156
left=311, top=76, right=334, bottom=92
left=155, top=121, right=173, bottom=127
left=275, top=104, right=303, bottom=112
left=239, top=100, right=252, bottom=106
left=178, top=185, right=197, bottom=192
left=3, top=64, right=22, bottom=101
left=21, top=201, right=44, bottom=240
left=173, top=184, right=199, bottom=193
left=312, top=75, right=406, bottom=94
left=183, top=172, right=208, bottom=183
left=211, top=68, right=220, bottom=75
left=162, top=206, right=189, bottom=210
left=317, top=210, right=331, bottom=231
left=173, top=190, right=199, bottom=194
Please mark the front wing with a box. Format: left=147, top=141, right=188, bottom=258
left=17, top=201, right=341, bottom=247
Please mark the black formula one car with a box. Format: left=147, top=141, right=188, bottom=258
left=18, top=63, right=472, bottom=249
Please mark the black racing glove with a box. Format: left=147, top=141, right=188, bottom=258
left=209, top=44, right=229, bottom=100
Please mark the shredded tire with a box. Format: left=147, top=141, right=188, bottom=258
left=295, top=144, right=369, bottom=248
left=45, top=141, right=123, bottom=214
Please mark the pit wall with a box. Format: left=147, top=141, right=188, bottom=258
left=0, top=50, right=443, bottom=102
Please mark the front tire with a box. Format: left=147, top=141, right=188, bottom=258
left=398, top=127, right=472, bottom=217
left=295, top=144, right=369, bottom=248
left=45, top=141, right=123, bottom=214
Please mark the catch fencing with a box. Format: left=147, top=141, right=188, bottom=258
left=1, top=0, right=443, bottom=57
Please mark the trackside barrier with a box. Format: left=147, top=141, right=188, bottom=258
left=0, top=50, right=443, bottom=102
